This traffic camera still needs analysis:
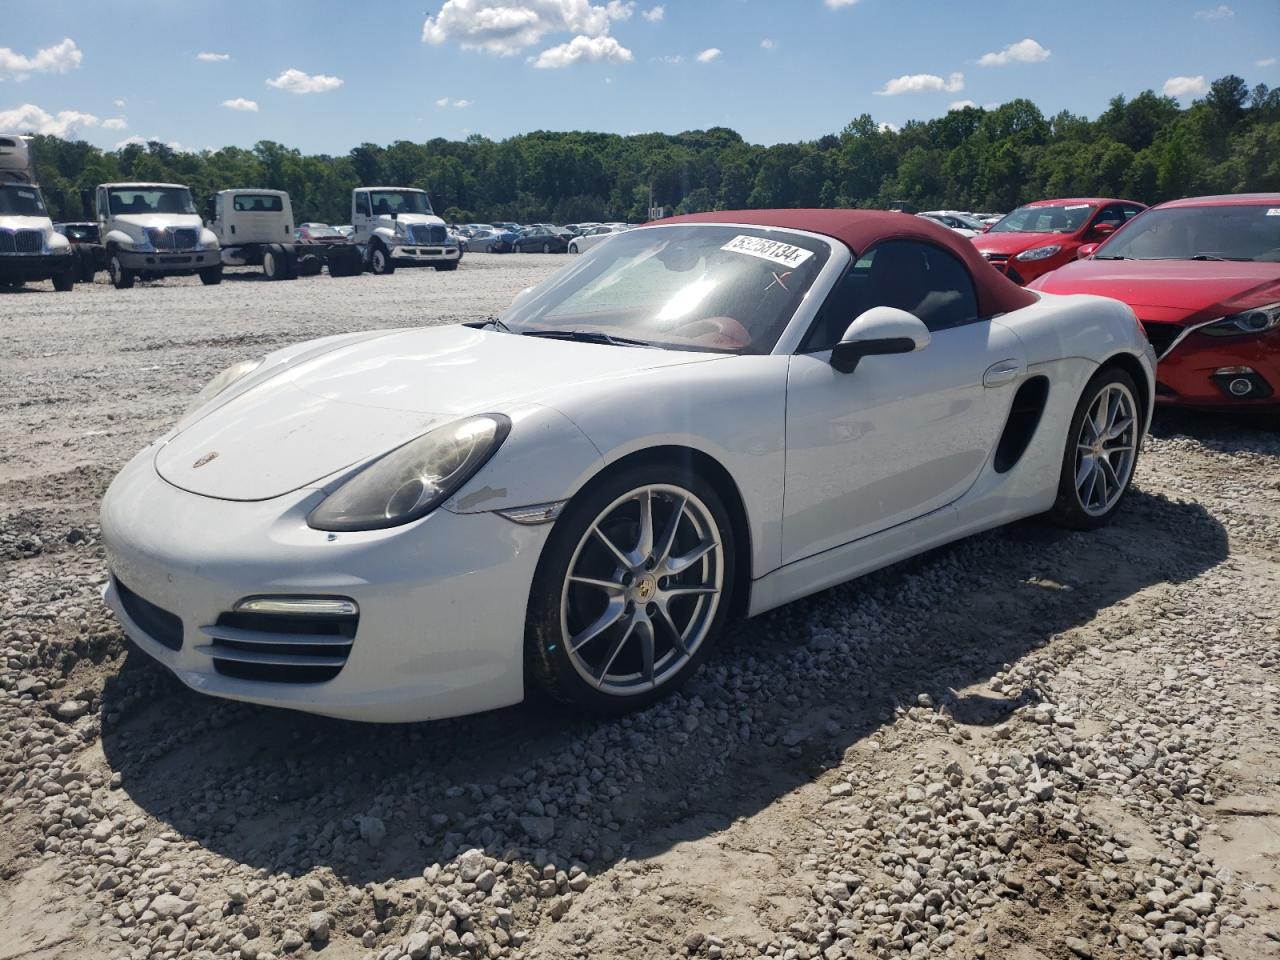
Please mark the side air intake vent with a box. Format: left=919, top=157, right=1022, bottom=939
left=994, top=376, right=1050, bottom=474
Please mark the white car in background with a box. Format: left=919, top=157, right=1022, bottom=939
left=100, top=210, right=1154, bottom=723
left=918, top=211, right=985, bottom=238
left=568, top=223, right=631, bottom=254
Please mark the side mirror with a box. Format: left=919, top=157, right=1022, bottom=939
left=830, top=306, right=931, bottom=374
left=1090, top=222, right=1117, bottom=239
left=1077, top=242, right=1100, bottom=260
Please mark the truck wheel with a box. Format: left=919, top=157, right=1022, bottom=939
left=434, top=262, right=459, bottom=272
left=75, top=247, right=95, bottom=282
left=281, top=244, right=299, bottom=280
left=109, top=253, right=135, bottom=290
left=369, top=243, right=394, bottom=275
left=199, top=264, right=223, bottom=286
left=263, top=245, right=287, bottom=281
left=52, top=267, right=75, bottom=292
left=297, top=254, right=322, bottom=277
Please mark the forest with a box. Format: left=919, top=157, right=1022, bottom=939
left=23, top=74, right=1280, bottom=226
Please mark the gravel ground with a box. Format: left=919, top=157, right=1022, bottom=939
left=1, top=258, right=1278, bottom=960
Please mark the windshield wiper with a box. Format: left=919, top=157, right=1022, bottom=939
left=1092, top=255, right=1131, bottom=260
left=465, top=316, right=513, bottom=333
left=1189, top=254, right=1253, bottom=261
left=521, top=329, right=655, bottom=348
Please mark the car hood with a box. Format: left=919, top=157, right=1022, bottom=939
left=972, top=231, right=1074, bottom=256
left=155, top=324, right=722, bottom=501
left=1030, top=259, right=1280, bottom=321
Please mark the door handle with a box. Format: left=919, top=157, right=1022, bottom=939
left=983, top=359, right=1022, bottom=388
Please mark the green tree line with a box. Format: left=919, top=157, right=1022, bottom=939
left=25, top=74, right=1280, bottom=226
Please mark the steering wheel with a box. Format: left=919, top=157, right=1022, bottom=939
left=665, top=315, right=753, bottom=349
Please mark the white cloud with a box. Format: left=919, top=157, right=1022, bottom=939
left=658, top=54, right=684, bottom=64
left=878, top=121, right=899, bottom=133
left=222, top=98, right=259, bottom=112
left=1162, top=75, right=1209, bottom=98
left=695, top=47, right=722, bottom=63
left=875, top=71, right=964, bottom=96
left=1257, top=57, right=1276, bottom=67
left=113, top=98, right=126, bottom=108
left=423, top=0, right=634, bottom=56
left=949, top=99, right=977, bottom=110
left=114, top=135, right=194, bottom=153
left=196, top=51, right=231, bottom=62
left=265, top=68, right=343, bottom=94
left=0, top=38, right=83, bottom=79
left=1193, top=4, right=1233, bottom=20
left=825, top=0, right=859, bottom=7
left=101, top=117, right=128, bottom=130
left=761, top=38, right=777, bottom=50
left=642, top=5, right=664, bottom=22
left=0, top=103, right=97, bottom=137
left=114, top=135, right=146, bottom=149
left=434, top=97, right=472, bottom=107
left=532, top=34, right=633, bottom=68
left=978, top=38, right=1050, bottom=66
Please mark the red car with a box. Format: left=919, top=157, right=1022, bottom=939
left=1031, top=193, right=1280, bottom=410
left=973, top=197, right=1147, bottom=285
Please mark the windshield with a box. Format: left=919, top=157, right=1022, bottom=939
left=232, top=194, right=284, bottom=212
left=1095, top=205, right=1280, bottom=262
left=989, top=203, right=1095, bottom=234
left=369, top=190, right=433, bottom=216
left=501, top=224, right=832, bottom=354
left=108, top=187, right=196, bottom=216
left=0, top=184, right=47, bottom=216
left=62, top=224, right=97, bottom=242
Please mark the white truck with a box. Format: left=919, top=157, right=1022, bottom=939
left=207, top=189, right=362, bottom=280
left=0, top=134, right=76, bottom=292
left=351, top=186, right=461, bottom=274
left=92, top=181, right=222, bottom=289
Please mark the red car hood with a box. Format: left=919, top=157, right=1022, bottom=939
left=1031, top=259, right=1280, bottom=323
left=972, top=231, right=1072, bottom=256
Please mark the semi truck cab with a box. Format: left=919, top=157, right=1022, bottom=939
left=0, top=134, right=76, bottom=292
left=94, top=181, right=222, bottom=289
left=351, top=186, right=460, bottom=274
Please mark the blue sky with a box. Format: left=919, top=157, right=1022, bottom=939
left=2, top=0, right=1277, bottom=154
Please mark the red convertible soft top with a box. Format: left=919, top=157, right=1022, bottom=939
left=656, top=208, right=1039, bottom=318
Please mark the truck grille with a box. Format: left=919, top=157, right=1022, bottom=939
left=146, top=227, right=199, bottom=251
left=409, top=224, right=447, bottom=245
left=0, top=229, right=42, bottom=253
left=195, top=607, right=358, bottom=684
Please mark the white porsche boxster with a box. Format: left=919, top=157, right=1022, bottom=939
left=101, top=210, right=1157, bottom=722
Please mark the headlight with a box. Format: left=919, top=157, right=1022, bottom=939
left=1016, top=245, right=1062, bottom=262
left=308, top=415, right=510, bottom=532
left=184, top=359, right=262, bottom=416
left=1200, top=302, right=1280, bottom=337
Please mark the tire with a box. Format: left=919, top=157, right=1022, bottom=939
left=541, top=242, right=551, bottom=254
left=369, top=243, right=394, bottom=275
left=525, top=461, right=736, bottom=715
left=1048, top=367, right=1142, bottom=530
left=75, top=246, right=96, bottom=282
left=262, top=245, right=286, bottom=281
left=281, top=244, right=299, bottom=280
left=296, top=254, right=323, bottom=277
left=434, top=261, right=458, bottom=271
left=109, top=253, right=134, bottom=290
left=569, top=242, right=579, bottom=254
left=52, top=267, right=75, bottom=292
left=198, top=264, right=223, bottom=286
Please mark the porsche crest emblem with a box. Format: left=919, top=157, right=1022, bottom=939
left=192, top=451, right=219, bottom=469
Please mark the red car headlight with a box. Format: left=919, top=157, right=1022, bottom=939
left=1200, top=302, right=1280, bottom=337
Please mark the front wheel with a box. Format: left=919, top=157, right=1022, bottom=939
left=109, top=253, right=134, bottom=289
left=262, top=245, right=286, bottom=281
left=1048, top=367, right=1141, bottom=530
left=199, top=264, right=223, bottom=286
left=526, top=464, right=735, bottom=714
left=52, top=267, right=75, bottom=292
left=434, top=261, right=458, bottom=271
left=369, top=244, right=394, bottom=275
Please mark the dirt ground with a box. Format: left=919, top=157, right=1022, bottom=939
left=0, top=258, right=1277, bottom=960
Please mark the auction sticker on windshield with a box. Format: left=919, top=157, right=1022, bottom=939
left=721, top=235, right=815, bottom=268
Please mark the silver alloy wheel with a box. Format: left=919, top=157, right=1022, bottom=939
left=110, top=256, right=122, bottom=284
left=372, top=247, right=386, bottom=273
left=560, top=484, right=724, bottom=696
left=1074, top=381, right=1138, bottom=516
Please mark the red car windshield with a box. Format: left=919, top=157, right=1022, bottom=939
left=1094, top=205, right=1280, bottom=263
left=988, top=204, right=1095, bottom=235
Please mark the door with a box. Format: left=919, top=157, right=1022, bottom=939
left=352, top=191, right=371, bottom=242
left=782, top=240, right=1026, bottom=563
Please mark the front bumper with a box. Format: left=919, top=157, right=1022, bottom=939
left=1145, top=324, right=1279, bottom=408
left=389, top=244, right=462, bottom=266
left=116, top=248, right=220, bottom=273
left=99, top=447, right=552, bottom=722
left=0, top=252, right=74, bottom=281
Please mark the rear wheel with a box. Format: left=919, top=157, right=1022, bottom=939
left=109, top=253, right=134, bottom=289
left=541, top=241, right=551, bottom=253
left=198, top=264, right=223, bottom=286
left=1049, top=368, right=1141, bottom=530
left=526, top=463, right=735, bottom=714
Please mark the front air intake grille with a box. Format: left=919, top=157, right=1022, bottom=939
left=0, top=230, right=42, bottom=253
left=409, top=224, right=446, bottom=245
left=1141, top=321, right=1182, bottom=359
left=114, top=577, right=183, bottom=651
left=197, top=608, right=358, bottom=684
left=172, top=228, right=197, bottom=250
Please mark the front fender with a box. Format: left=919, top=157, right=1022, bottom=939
left=103, top=228, right=140, bottom=248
